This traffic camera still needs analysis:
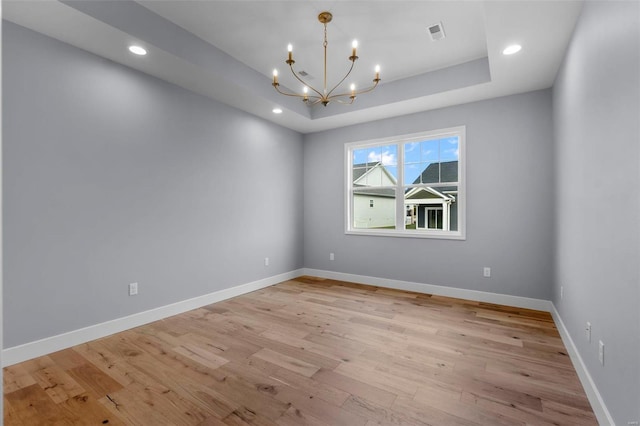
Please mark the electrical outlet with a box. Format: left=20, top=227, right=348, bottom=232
left=585, top=322, right=591, bottom=342
left=128, top=282, right=138, bottom=296
left=483, top=267, right=491, bottom=278
left=560, top=286, right=564, bottom=300
left=598, top=340, right=605, bottom=365
left=329, top=252, right=335, bottom=261
left=264, top=257, right=269, bottom=266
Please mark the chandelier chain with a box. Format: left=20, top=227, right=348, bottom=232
left=323, top=23, right=328, bottom=95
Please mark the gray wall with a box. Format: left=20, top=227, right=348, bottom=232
left=3, top=22, right=304, bottom=348
left=303, top=90, right=554, bottom=300
left=552, top=1, right=640, bottom=424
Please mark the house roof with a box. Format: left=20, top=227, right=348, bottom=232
left=352, top=162, right=379, bottom=182
left=353, top=162, right=397, bottom=186
left=405, top=186, right=455, bottom=202
left=413, top=161, right=458, bottom=184
left=354, top=188, right=396, bottom=198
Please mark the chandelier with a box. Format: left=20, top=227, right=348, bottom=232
left=271, top=11, right=381, bottom=107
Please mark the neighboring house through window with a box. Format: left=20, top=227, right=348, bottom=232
left=346, top=126, right=465, bottom=239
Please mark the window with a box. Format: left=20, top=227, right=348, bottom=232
left=346, top=126, right=465, bottom=239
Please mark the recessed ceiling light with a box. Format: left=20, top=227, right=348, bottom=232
left=502, top=44, right=522, bottom=55
left=272, top=108, right=283, bottom=114
left=128, top=45, right=147, bottom=56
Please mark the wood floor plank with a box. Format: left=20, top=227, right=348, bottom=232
left=5, top=384, right=74, bottom=425
left=47, top=348, right=89, bottom=371
left=391, top=395, right=481, bottom=426
left=312, top=368, right=397, bottom=408
left=342, top=395, right=434, bottom=426
left=58, top=392, right=127, bottom=426
left=173, top=343, right=230, bottom=370
left=121, top=347, right=240, bottom=420
left=275, top=406, right=329, bottom=426
left=273, top=385, right=368, bottom=426
left=224, top=359, right=351, bottom=408
left=3, top=364, right=37, bottom=394
left=541, top=399, right=599, bottom=425
left=251, top=348, right=321, bottom=378
left=66, top=360, right=124, bottom=400
left=3, top=396, right=24, bottom=426
left=31, top=364, right=85, bottom=404
left=72, top=341, right=136, bottom=388
left=221, top=407, right=280, bottom=426
left=4, top=277, right=596, bottom=425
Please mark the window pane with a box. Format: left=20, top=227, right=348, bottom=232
left=409, top=160, right=459, bottom=185
left=353, top=187, right=396, bottom=229
left=440, top=160, right=458, bottom=183
left=404, top=185, right=458, bottom=231
left=440, top=137, right=459, bottom=162
left=403, top=137, right=460, bottom=184
left=440, top=136, right=459, bottom=182
left=404, top=162, right=421, bottom=185
left=404, top=142, right=421, bottom=164
left=353, top=145, right=397, bottom=186
left=417, top=162, right=435, bottom=184
left=421, top=140, right=439, bottom=162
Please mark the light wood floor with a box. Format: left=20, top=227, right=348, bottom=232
left=4, top=276, right=597, bottom=425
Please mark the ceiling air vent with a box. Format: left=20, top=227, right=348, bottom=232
left=298, top=70, right=314, bottom=79
left=427, top=22, right=445, bottom=41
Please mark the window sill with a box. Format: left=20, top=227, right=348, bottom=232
left=345, top=229, right=466, bottom=240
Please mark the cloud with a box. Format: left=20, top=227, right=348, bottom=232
left=443, top=147, right=459, bottom=157
left=368, top=150, right=397, bottom=166
left=405, top=142, right=419, bottom=152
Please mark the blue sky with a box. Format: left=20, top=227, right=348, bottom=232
left=353, top=136, right=459, bottom=184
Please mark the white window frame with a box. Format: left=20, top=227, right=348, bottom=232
left=345, top=126, right=466, bottom=240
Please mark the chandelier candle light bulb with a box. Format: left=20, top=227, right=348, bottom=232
left=271, top=11, right=380, bottom=106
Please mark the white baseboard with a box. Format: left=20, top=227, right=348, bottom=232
left=550, top=304, right=615, bottom=426
left=302, top=268, right=552, bottom=312
left=2, top=269, right=304, bottom=367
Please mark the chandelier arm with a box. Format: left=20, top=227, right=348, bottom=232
left=332, top=79, right=380, bottom=99
left=321, top=80, right=379, bottom=104
left=326, top=60, right=356, bottom=99
left=353, top=79, right=380, bottom=95
left=273, top=84, right=308, bottom=99
left=288, top=63, right=325, bottom=99
left=273, top=84, right=325, bottom=105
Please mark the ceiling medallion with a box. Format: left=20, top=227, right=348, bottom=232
left=272, top=11, right=381, bottom=107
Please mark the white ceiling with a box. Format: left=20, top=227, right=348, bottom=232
left=3, top=0, right=584, bottom=133
left=138, top=1, right=489, bottom=84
